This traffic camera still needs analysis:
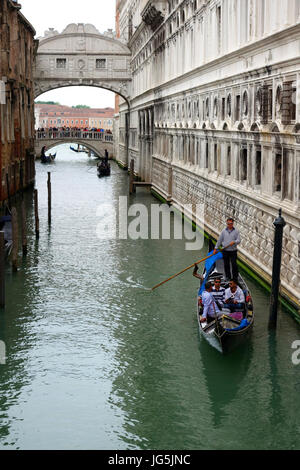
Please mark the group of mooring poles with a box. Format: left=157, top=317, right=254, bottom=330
left=0, top=172, right=52, bottom=308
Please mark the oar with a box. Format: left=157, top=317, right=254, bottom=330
left=151, top=244, right=231, bottom=291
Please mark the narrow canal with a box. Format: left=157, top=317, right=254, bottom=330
left=0, top=144, right=299, bottom=450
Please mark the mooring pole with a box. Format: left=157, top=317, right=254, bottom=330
left=34, top=189, right=40, bottom=239
left=6, top=173, right=11, bottom=212
left=11, top=207, right=18, bottom=272
left=21, top=199, right=27, bottom=256
left=269, top=208, right=286, bottom=329
left=0, top=231, right=5, bottom=308
left=47, top=172, right=51, bottom=225
left=129, top=159, right=135, bottom=194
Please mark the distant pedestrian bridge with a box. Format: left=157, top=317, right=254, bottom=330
left=35, top=130, right=114, bottom=158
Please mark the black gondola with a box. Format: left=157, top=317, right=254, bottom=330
left=97, top=162, right=111, bottom=177
left=70, top=145, right=88, bottom=153
left=0, top=214, right=12, bottom=258
left=197, top=250, right=254, bottom=354
left=41, top=153, right=56, bottom=164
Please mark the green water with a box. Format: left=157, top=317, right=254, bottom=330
left=0, top=144, right=299, bottom=450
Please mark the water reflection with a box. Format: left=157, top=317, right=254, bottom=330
left=199, top=339, right=253, bottom=428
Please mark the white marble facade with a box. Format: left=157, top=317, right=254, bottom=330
left=116, top=0, right=300, bottom=312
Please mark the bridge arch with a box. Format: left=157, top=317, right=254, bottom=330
left=34, top=24, right=132, bottom=104
left=35, top=133, right=114, bottom=159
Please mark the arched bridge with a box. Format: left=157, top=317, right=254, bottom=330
left=34, top=24, right=132, bottom=102
left=35, top=130, right=114, bottom=158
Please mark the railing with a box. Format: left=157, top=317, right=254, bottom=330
left=36, top=130, right=113, bottom=142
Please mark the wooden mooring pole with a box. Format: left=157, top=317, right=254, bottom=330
left=34, top=189, right=40, bottom=239
left=129, top=159, right=135, bottom=194
left=269, top=208, right=286, bottom=329
left=11, top=207, right=18, bottom=272
left=0, top=231, right=5, bottom=308
left=47, top=172, right=51, bottom=224
left=21, top=199, right=27, bottom=256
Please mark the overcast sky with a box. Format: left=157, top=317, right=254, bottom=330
left=20, top=0, right=117, bottom=108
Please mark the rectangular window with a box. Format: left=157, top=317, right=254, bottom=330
left=221, top=98, right=225, bottom=120
left=292, top=86, right=296, bottom=121
left=217, top=5, right=221, bottom=54
left=96, top=59, right=106, bottom=69
left=255, top=150, right=262, bottom=185
left=241, top=148, right=247, bottom=181
left=214, top=144, right=218, bottom=171
left=274, top=152, right=282, bottom=192
left=268, top=89, right=273, bottom=120
left=56, top=59, right=66, bottom=69
left=235, top=95, right=240, bottom=121
left=205, top=142, right=209, bottom=169
left=227, top=146, right=231, bottom=175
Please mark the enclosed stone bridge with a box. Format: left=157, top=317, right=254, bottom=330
left=35, top=130, right=113, bottom=158
left=34, top=24, right=132, bottom=102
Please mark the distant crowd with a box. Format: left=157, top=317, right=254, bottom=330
left=36, top=126, right=112, bottom=134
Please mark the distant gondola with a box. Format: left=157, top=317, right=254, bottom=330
left=70, top=145, right=89, bottom=153
left=197, top=250, right=254, bottom=354
left=97, top=162, right=111, bottom=177
left=41, top=153, right=56, bottom=164
left=0, top=214, right=12, bottom=258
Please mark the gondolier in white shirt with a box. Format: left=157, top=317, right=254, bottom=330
left=200, top=282, right=222, bottom=324
left=213, top=217, right=241, bottom=282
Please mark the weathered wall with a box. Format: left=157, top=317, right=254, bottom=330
left=0, top=0, right=36, bottom=203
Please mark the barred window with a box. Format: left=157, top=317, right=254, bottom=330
left=96, top=59, right=106, bottom=69
left=56, top=59, right=66, bottom=69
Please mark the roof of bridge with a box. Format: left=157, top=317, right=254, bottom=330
left=37, top=23, right=131, bottom=55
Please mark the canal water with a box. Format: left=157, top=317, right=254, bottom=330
left=0, top=144, right=299, bottom=450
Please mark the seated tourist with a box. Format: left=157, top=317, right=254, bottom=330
left=200, top=282, right=222, bottom=324
left=211, top=277, right=225, bottom=309
left=224, top=279, right=245, bottom=312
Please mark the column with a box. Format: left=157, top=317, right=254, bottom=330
left=296, top=73, right=300, bottom=123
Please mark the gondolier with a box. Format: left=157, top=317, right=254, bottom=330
left=213, top=217, right=240, bottom=282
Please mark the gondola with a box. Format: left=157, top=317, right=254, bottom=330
left=197, top=249, right=254, bottom=354
left=70, top=145, right=89, bottom=153
left=0, top=214, right=12, bottom=258
left=41, top=153, right=56, bottom=163
left=97, top=162, right=111, bottom=177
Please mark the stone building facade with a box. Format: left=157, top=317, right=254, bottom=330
left=0, top=0, right=36, bottom=204
left=35, top=104, right=114, bottom=131
left=116, top=0, right=300, bottom=314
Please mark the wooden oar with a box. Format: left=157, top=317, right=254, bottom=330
left=151, top=244, right=231, bottom=291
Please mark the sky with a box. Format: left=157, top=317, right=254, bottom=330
left=20, top=0, right=117, bottom=108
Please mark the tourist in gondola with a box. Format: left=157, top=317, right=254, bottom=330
left=211, top=277, right=225, bottom=309
left=224, top=279, right=245, bottom=312
left=213, top=217, right=241, bottom=282
left=200, top=282, right=222, bottom=324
